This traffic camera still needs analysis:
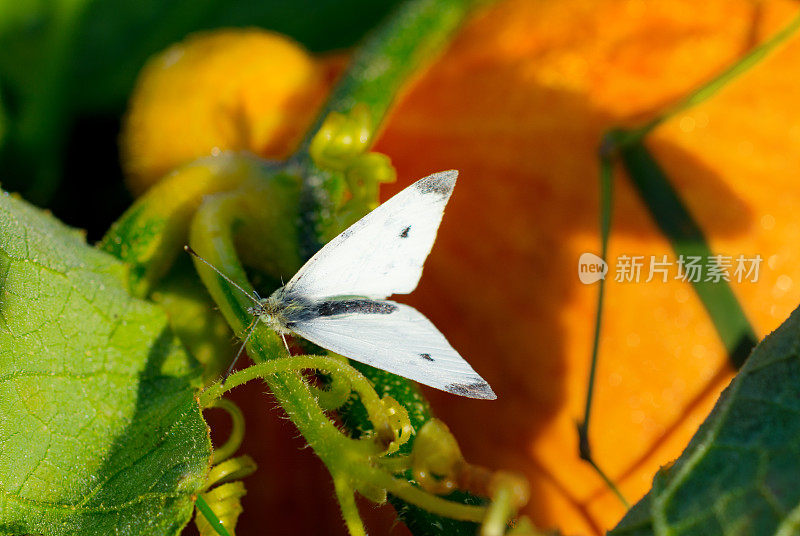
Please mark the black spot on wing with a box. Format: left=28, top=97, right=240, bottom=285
left=414, top=171, right=457, bottom=198
left=420, top=353, right=434, bottom=361
left=400, top=226, right=411, bottom=238
left=445, top=380, right=496, bottom=400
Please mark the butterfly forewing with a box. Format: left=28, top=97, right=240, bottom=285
left=283, top=171, right=458, bottom=300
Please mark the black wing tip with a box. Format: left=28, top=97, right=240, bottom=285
left=445, top=379, right=497, bottom=400
left=415, top=170, right=458, bottom=198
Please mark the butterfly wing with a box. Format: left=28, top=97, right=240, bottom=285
left=286, top=299, right=496, bottom=399
left=283, top=170, right=458, bottom=300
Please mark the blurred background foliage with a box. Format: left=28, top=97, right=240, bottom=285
left=0, top=0, right=401, bottom=240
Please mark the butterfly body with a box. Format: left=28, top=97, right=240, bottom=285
left=249, top=293, right=396, bottom=334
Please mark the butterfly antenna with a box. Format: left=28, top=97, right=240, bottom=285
left=221, top=318, right=259, bottom=385
left=184, top=245, right=261, bottom=305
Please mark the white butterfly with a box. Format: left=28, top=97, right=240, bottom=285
left=187, top=170, right=496, bottom=399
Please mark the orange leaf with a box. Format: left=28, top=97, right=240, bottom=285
left=375, top=0, right=800, bottom=533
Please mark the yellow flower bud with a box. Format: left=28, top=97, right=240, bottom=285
left=121, top=29, right=333, bottom=194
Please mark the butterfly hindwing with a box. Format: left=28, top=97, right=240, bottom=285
left=286, top=299, right=496, bottom=400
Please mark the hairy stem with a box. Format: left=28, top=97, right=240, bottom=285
left=198, top=355, right=390, bottom=435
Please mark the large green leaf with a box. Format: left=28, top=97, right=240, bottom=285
left=0, top=191, right=211, bottom=535
left=610, top=304, right=800, bottom=536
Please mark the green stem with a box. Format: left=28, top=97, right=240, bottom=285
left=334, top=477, right=368, bottom=536
left=99, top=155, right=253, bottom=297
left=616, top=142, right=757, bottom=367
left=481, top=486, right=512, bottom=536
left=581, top=154, right=613, bottom=431
left=588, top=459, right=629, bottom=510
left=577, top=154, right=628, bottom=508
left=290, top=0, right=488, bottom=261
left=293, top=0, right=484, bottom=164
left=195, top=495, right=233, bottom=536
left=372, top=469, right=486, bottom=522
left=198, top=356, right=390, bottom=436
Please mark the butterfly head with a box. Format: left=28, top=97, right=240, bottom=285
left=247, top=296, right=288, bottom=333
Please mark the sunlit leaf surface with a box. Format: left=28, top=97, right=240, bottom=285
left=0, top=192, right=211, bottom=535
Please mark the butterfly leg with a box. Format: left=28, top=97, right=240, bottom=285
left=280, top=332, right=291, bottom=355
left=221, top=317, right=259, bottom=385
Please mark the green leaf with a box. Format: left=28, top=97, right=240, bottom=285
left=0, top=191, right=211, bottom=535
left=609, top=304, right=800, bottom=536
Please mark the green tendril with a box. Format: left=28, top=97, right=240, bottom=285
left=308, top=354, right=355, bottom=410
left=198, top=355, right=407, bottom=451
left=194, top=355, right=536, bottom=530
left=204, top=398, right=246, bottom=464
left=195, top=396, right=256, bottom=536
left=195, top=441, right=257, bottom=536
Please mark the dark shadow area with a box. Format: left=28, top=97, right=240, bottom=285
left=197, top=381, right=406, bottom=536
left=54, top=116, right=133, bottom=243
left=87, top=325, right=209, bottom=532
